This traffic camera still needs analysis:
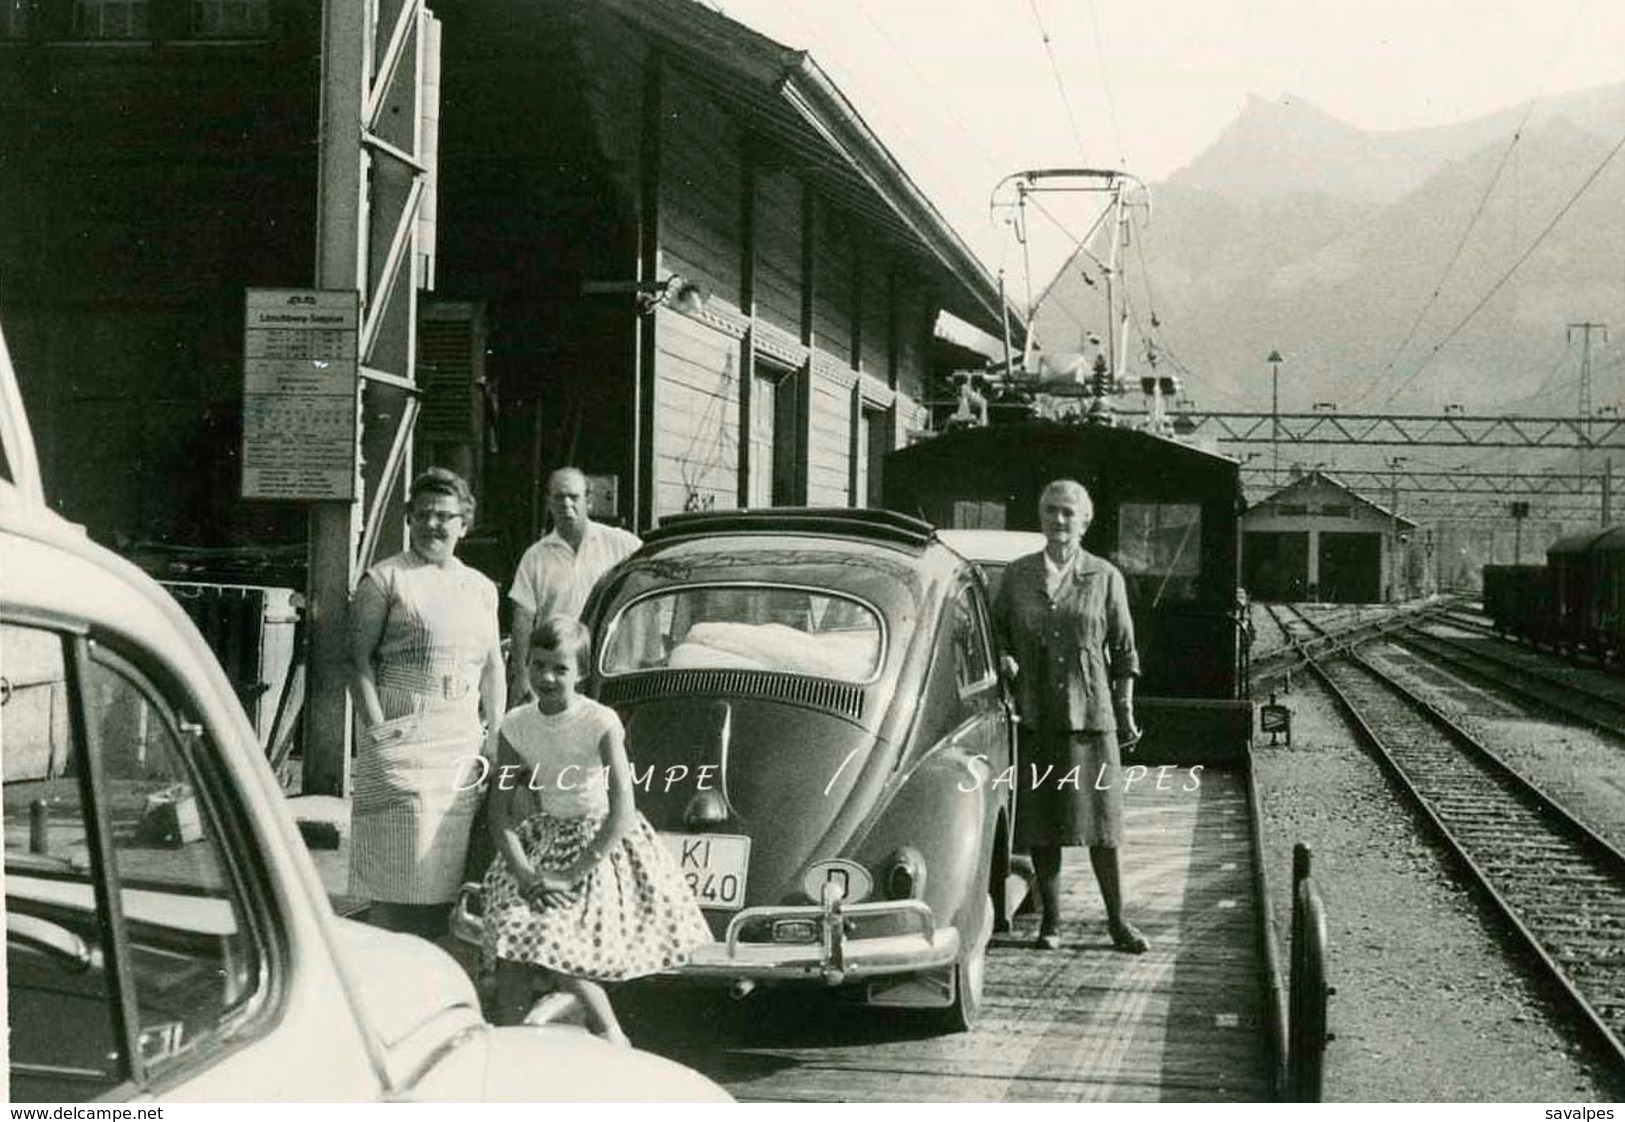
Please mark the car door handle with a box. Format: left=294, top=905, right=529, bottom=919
left=10, top=913, right=102, bottom=973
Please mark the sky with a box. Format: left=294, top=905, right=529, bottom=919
left=713, top=0, right=1625, bottom=285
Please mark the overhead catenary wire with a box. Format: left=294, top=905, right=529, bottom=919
left=1346, top=102, right=1536, bottom=409
left=851, top=0, right=1008, bottom=197
left=1026, top=0, right=1090, bottom=161
left=1078, top=0, right=1127, bottom=168
left=775, top=4, right=989, bottom=224
left=1376, top=122, right=1625, bottom=411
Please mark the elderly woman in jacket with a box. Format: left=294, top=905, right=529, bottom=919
left=991, top=478, right=1149, bottom=953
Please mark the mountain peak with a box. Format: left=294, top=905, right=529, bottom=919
left=1167, top=93, right=1407, bottom=203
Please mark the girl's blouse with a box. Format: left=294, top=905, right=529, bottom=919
left=499, top=697, right=620, bottom=818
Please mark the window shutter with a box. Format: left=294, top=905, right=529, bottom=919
left=416, top=301, right=485, bottom=442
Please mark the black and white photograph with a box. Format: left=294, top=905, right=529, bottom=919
left=4, top=0, right=1625, bottom=1106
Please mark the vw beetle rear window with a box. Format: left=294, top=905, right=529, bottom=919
left=600, top=584, right=884, bottom=682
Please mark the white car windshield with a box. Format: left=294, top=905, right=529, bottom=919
left=600, top=585, right=883, bottom=682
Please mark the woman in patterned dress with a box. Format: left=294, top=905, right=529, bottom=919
left=348, top=467, right=505, bottom=938
left=482, top=615, right=709, bottom=1042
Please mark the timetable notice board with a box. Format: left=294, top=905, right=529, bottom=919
left=242, top=289, right=360, bottom=500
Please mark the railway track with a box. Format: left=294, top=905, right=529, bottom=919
left=1250, top=600, right=1456, bottom=689
left=1392, top=625, right=1625, bottom=741
left=1437, top=608, right=1497, bottom=636
left=1309, top=644, right=1625, bottom=1072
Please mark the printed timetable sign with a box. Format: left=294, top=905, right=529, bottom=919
left=242, top=289, right=360, bottom=500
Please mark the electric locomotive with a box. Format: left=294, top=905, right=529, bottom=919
left=883, top=419, right=1254, bottom=763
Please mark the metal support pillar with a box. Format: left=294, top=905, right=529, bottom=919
left=305, top=0, right=438, bottom=794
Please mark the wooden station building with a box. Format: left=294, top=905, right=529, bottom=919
left=0, top=0, right=1016, bottom=597
left=1242, top=471, right=1419, bottom=603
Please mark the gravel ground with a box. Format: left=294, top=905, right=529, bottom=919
left=1370, top=625, right=1625, bottom=852
left=1252, top=674, right=1620, bottom=1101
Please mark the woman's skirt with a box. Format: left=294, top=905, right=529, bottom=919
left=348, top=706, right=486, bottom=904
left=482, top=810, right=711, bottom=982
left=1013, top=728, right=1124, bottom=849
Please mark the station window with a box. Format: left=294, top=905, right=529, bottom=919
left=749, top=360, right=802, bottom=507
left=2, top=0, right=29, bottom=38
left=1319, top=504, right=1351, bottom=517
left=949, top=500, right=1005, bottom=529
left=1278, top=503, right=1309, bottom=516
left=1115, top=502, right=1202, bottom=605
left=190, top=0, right=268, bottom=37
left=71, top=0, right=148, bottom=38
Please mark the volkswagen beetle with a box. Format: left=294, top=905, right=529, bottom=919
left=533, top=508, right=1014, bottom=1031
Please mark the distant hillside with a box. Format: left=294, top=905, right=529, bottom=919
left=1033, top=82, right=1625, bottom=423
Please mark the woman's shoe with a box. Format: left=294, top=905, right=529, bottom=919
left=522, top=991, right=581, bottom=1026
left=1108, top=919, right=1149, bottom=954
left=1034, top=931, right=1061, bottom=951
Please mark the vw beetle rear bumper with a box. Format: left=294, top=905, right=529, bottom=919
left=450, top=882, right=959, bottom=988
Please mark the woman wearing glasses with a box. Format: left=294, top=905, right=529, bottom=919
left=348, top=467, right=506, bottom=937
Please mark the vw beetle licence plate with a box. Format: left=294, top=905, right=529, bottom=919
left=661, top=833, right=750, bottom=911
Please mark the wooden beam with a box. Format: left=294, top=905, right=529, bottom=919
left=304, top=0, right=368, bottom=797
left=847, top=380, right=862, bottom=507
left=795, top=182, right=815, bottom=505
left=887, top=263, right=900, bottom=391
left=738, top=158, right=757, bottom=507
left=851, top=236, right=864, bottom=378
left=633, top=51, right=664, bottom=530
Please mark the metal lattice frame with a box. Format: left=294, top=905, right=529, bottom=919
left=305, top=0, right=440, bottom=796
left=1138, top=410, right=1625, bottom=449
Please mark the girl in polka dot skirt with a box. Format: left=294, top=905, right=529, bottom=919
left=482, top=614, right=709, bottom=1043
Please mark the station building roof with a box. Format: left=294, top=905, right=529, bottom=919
left=1246, top=469, right=1419, bottom=530
left=592, top=0, right=1022, bottom=343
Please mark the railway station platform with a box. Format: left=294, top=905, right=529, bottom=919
left=291, top=762, right=1278, bottom=1102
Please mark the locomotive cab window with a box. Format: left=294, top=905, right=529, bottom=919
left=1115, top=503, right=1203, bottom=605
left=5, top=622, right=266, bottom=1101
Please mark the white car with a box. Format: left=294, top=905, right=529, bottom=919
left=0, top=327, right=729, bottom=1103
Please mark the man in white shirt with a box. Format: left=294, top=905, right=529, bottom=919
left=507, top=467, right=642, bottom=699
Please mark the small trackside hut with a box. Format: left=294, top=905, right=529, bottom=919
left=883, top=420, right=1254, bottom=764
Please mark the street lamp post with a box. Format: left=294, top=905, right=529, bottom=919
left=1389, top=455, right=1407, bottom=602
left=1267, top=349, right=1283, bottom=486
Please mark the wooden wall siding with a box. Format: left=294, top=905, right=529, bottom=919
left=659, top=69, right=743, bottom=305
left=806, top=369, right=854, bottom=506
left=579, top=6, right=649, bottom=215
left=0, top=25, right=319, bottom=551
left=893, top=277, right=932, bottom=405
left=752, top=318, right=809, bottom=370
left=653, top=309, right=742, bottom=517
left=753, top=168, right=802, bottom=339
left=857, top=254, right=891, bottom=378
left=810, top=199, right=855, bottom=366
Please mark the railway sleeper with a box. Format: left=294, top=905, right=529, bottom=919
left=1515, top=906, right=1625, bottom=929
left=1478, top=859, right=1607, bottom=877
left=1463, top=837, right=1586, bottom=852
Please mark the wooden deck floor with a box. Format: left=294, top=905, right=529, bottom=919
left=626, top=764, right=1276, bottom=1102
